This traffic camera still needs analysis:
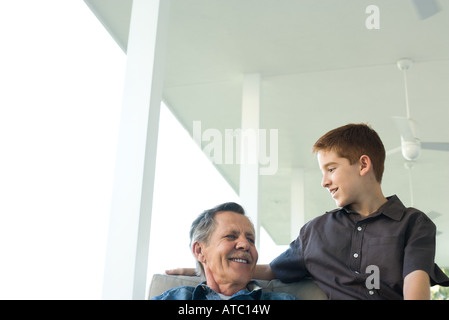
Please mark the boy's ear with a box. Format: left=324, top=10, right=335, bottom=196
left=359, top=155, right=372, bottom=177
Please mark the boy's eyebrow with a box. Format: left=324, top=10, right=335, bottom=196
left=322, top=161, right=338, bottom=168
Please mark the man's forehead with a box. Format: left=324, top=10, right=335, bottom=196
left=215, top=211, right=255, bottom=233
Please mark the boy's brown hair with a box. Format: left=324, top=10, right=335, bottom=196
left=312, top=123, right=386, bottom=183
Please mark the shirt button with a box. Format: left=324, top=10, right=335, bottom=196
left=353, top=253, right=359, bottom=258
left=369, top=290, right=374, bottom=295
left=357, top=226, right=362, bottom=231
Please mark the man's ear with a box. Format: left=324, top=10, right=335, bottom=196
left=359, top=155, right=372, bottom=177
left=192, top=241, right=204, bottom=262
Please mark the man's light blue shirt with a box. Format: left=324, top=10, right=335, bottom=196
left=151, top=280, right=297, bottom=300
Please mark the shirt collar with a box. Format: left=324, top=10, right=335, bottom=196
left=378, top=195, right=406, bottom=221
left=342, top=195, right=405, bottom=221
left=193, top=280, right=262, bottom=300
left=246, top=280, right=262, bottom=291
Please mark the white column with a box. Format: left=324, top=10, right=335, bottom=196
left=102, top=0, right=170, bottom=300
left=290, top=168, right=305, bottom=240
left=239, top=73, right=261, bottom=248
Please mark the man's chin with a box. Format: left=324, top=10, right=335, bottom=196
left=228, top=269, right=252, bottom=283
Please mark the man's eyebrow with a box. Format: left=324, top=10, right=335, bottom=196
left=225, top=229, right=255, bottom=237
left=222, top=229, right=239, bottom=236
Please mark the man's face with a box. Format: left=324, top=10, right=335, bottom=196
left=317, top=150, right=362, bottom=208
left=199, top=211, right=258, bottom=291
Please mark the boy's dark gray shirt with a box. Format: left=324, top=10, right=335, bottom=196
left=270, top=195, right=449, bottom=300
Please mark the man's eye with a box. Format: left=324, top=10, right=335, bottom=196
left=247, top=238, right=255, bottom=244
left=226, top=235, right=236, bottom=240
left=328, top=168, right=336, bottom=173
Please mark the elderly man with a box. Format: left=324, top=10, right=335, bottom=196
left=152, top=202, right=296, bottom=300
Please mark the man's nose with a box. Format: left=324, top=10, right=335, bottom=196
left=236, top=237, right=251, bottom=250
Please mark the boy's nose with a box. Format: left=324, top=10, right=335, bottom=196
left=321, top=175, right=330, bottom=188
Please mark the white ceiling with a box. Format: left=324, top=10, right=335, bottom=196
left=85, top=0, right=449, bottom=266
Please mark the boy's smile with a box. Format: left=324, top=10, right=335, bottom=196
left=329, top=187, right=338, bottom=198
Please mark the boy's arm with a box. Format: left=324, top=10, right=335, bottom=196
left=165, top=264, right=277, bottom=280
left=403, top=270, right=430, bottom=300
left=165, top=268, right=196, bottom=276
left=252, top=264, right=277, bottom=280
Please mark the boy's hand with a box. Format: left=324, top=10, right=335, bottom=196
left=165, top=268, right=196, bottom=276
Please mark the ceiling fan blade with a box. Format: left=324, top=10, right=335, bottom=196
left=392, top=116, right=417, bottom=141
left=386, top=146, right=402, bottom=157
left=412, top=0, right=441, bottom=20
left=421, top=142, right=449, bottom=152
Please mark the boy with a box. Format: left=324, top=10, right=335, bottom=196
left=254, top=123, right=449, bottom=299
left=168, top=123, right=449, bottom=299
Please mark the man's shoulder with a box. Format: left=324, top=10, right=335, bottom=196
left=151, top=285, right=196, bottom=300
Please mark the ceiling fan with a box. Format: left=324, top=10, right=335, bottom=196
left=412, top=0, right=442, bottom=19
left=387, top=58, right=449, bottom=162
left=387, top=57, right=447, bottom=234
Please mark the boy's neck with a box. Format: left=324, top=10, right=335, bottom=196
left=348, top=187, right=388, bottom=217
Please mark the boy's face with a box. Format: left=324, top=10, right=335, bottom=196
left=317, top=150, right=363, bottom=208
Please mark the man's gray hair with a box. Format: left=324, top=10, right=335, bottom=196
left=189, top=202, right=246, bottom=279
